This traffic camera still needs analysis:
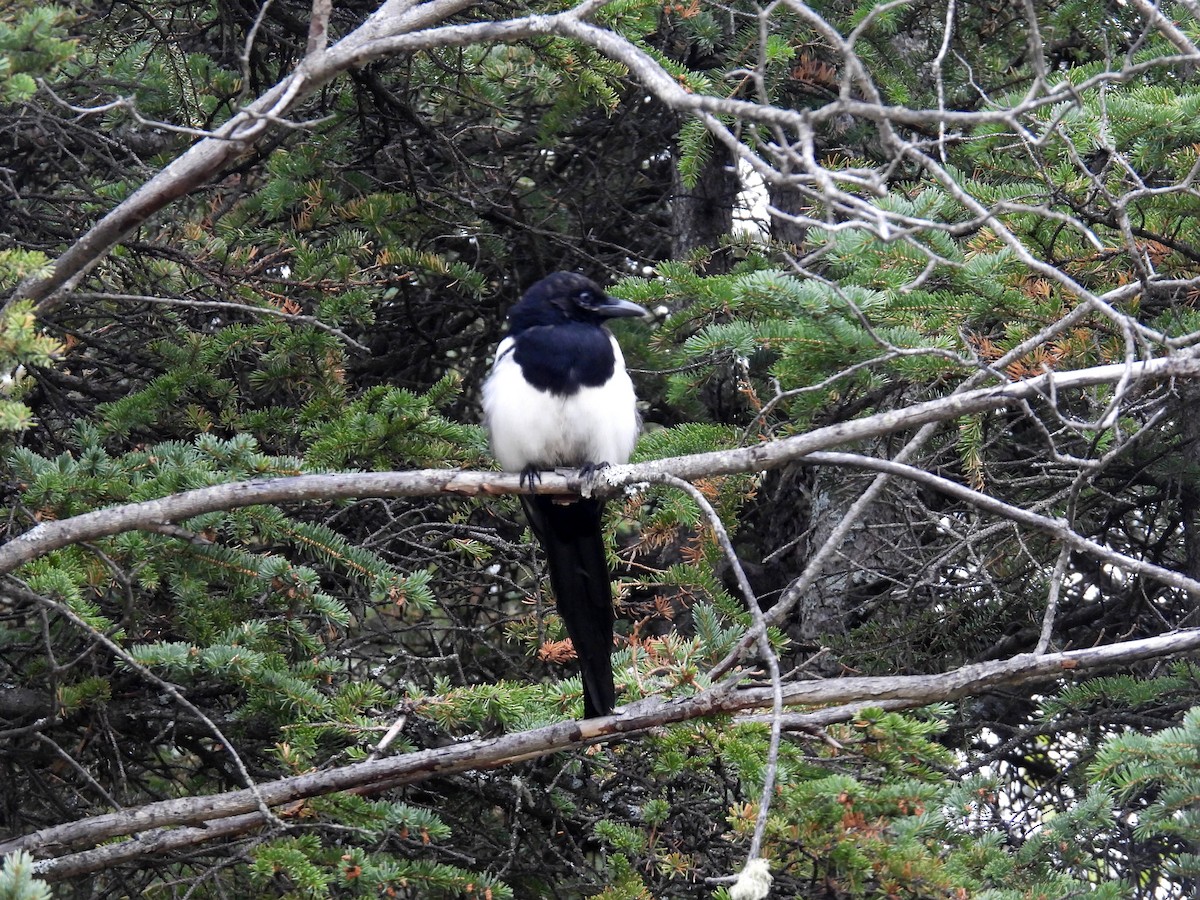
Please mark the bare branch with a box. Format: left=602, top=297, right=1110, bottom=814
left=307, top=0, right=333, bottom=56
left=646, top=473, right=782, bottom=864
left=800, top=450, right=1200, bottom=600
left=7, top=1, right=589, bottom=310
left=1130, top=0, right=1200, bottom=57
left=8, top=627, right=1200, bottom=878
left=10, top=584, right=288, bottom=834
left=12, top=0, right=1200, bottom=316
left=3, top=355, right=1198, bottom=576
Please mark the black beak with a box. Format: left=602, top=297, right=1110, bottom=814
left=590, top=296, right=649, bottom=320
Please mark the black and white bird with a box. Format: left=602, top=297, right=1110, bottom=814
left=483, top=272, right=647, bottom=718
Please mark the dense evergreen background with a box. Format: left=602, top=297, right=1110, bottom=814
left=4, top=0, right=1200, bottom=896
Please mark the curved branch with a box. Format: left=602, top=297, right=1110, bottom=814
left=7, top=627, right=1200, bottom=878
left=3, top=355, right=1197, bottom=576
left=7, top=0, right=586, bottom=310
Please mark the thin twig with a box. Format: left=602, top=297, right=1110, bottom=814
left=644, top=473, right=782, bottom=862
left=71, top=292, right=369, bottom=352
left=1036, top=545, right=1072, bottom=655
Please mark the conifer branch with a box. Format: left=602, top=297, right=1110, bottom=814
left=69, top=292, right=370, bottom=351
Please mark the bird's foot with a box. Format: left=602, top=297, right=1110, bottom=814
left=578, top=461, right=610, bottom=480
left=578, top=461, right=610, bottom=498
left=519, top=464, right=543, bottom=493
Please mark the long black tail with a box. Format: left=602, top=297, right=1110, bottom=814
left=521, top=495, right=616, bottom=718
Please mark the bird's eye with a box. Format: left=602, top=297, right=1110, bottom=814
left=578, top=290, right=595, bottom=304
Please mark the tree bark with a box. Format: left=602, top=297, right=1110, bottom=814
left=672, top=139, right=738, bottom=267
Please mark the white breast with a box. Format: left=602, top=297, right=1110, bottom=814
left=482, top=335, right=639, bottom=472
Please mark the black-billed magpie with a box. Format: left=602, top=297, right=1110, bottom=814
left=483, top=272, right=647, bottom=718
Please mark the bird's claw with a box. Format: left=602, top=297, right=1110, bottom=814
left=578, top=461, right=610, bottom=480
left=578, top=461, right=610, bottom=498
left=519, top=464, right=543, bottom=493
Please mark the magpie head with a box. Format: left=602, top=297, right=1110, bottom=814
left=508, top=272, right=648, bottom=332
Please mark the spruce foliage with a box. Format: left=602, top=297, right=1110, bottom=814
left=4, top=0, right=1200, bottom=897
left=0, top=853, right=51, bottom=900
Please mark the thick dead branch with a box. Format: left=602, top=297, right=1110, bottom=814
left=6, top=628, right=1200, bottom=878
left=6, top=0, right=583, bottom=309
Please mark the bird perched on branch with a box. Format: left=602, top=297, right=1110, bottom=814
left=483, top=272, right=647, bottom=718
